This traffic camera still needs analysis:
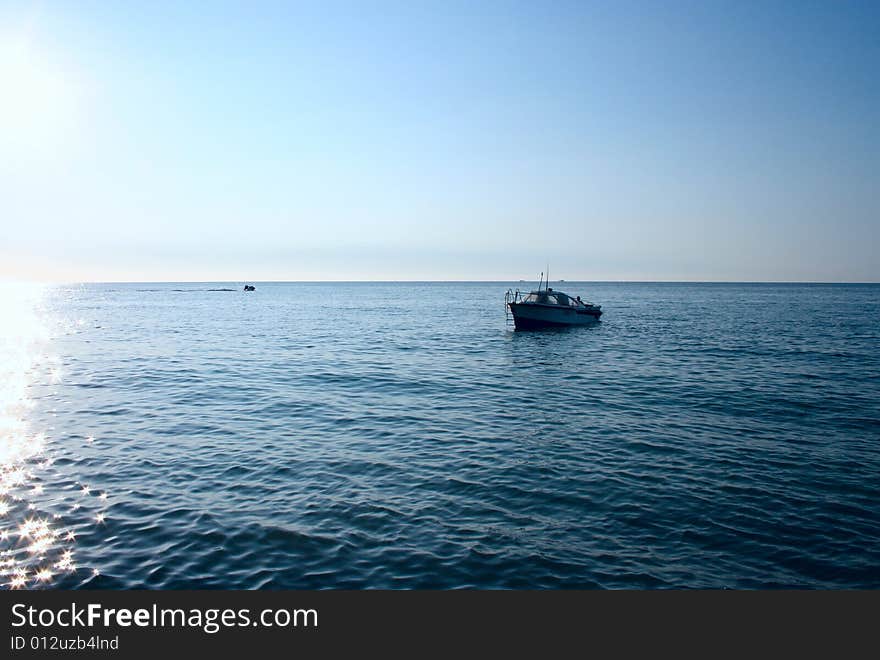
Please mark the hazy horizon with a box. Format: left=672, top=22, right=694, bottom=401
left=2, top=2, right=878, bottom=283
left=6, top=277, right=880, bottom=286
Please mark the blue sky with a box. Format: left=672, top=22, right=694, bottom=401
left=1, top=1, right=877, bottom=281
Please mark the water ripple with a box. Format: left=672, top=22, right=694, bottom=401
left=2, top=282, right=878, bottom=589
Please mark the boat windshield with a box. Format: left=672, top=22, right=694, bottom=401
left=522, top=291, right=578, bottom=306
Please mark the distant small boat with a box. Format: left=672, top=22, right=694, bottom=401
left=243, top=285, right=256, bottom=291
left=505, top=274, right=601, bottom=329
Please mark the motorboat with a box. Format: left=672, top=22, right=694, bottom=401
left=505, top=276, right=602, bottom=329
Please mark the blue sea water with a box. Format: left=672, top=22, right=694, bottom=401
left=1, top=281, right=879, bottom=589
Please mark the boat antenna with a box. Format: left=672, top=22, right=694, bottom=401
left=538, top=271, right=543, bottom=291
left=546, top=263, right=550, bottom=291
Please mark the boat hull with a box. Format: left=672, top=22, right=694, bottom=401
left=508, top=302, right=601, bottom=329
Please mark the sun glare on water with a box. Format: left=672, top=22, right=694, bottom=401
left=0, top=284, right=49, bottom=467
left=0, top=284, right=105, bottom=588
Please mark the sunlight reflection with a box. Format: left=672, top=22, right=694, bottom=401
left=0, top=284, right=93, bottom=588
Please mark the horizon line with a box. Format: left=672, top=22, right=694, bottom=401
left=4, top=279, right=879, bottom=286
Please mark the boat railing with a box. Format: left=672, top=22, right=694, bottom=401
left=504, top=289, right=516, bottom=324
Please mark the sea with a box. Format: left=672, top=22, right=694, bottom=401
left=1, top=281, right=878, bottom=589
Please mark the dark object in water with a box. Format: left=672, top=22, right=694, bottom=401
left=505, top=271, right=601, bottom=329
left=244, top=285, right=256, bottom=291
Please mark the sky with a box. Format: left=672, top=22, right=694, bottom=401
left=0, top=1, right=878, bottom=282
